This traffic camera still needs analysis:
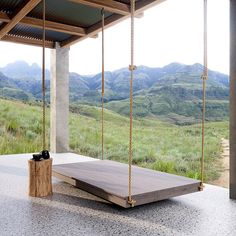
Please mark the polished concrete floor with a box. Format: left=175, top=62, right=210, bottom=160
left=0, top=153, right=236, bottom=236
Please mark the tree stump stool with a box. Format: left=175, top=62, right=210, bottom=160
left=28, top=159, right=53, bottom=197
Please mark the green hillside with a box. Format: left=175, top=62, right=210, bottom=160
left=0, top=98, right=228, bottom=182
left=106, top=94, right=229, bottom=125
left=105, top=64, right=229, bottom=124
left=0, top=62, right=229, bottom=125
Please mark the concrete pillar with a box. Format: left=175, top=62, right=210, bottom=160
left=230, top=0, right=236, bottom=199
left=50, top=42, right=70, bottom=153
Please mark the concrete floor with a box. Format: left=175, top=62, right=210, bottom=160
left=0, top=153, right=236, bottom=236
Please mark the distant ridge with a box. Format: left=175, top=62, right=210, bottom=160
left=0, top=61, right=229, bottom=124
left=0, top=61, right=50, bottom=80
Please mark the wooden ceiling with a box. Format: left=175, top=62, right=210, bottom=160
left=0, top=0, right=166, bottom=48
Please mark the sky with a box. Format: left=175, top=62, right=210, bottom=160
left=0, top=0, right=229, bottom=75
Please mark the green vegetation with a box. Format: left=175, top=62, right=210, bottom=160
left=0, top=99, right=228, bottom=182
left=1, top=87, right=32, bottom=101
left=0, top=99, right=48, bottom=154
left=0, top=62, right=229, bottom=125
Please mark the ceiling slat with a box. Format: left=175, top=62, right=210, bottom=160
left=0, top=0, right=41, bottom=39
left=61, top=0, right=166, bottom=47
left=69, top=0, right=130, bottom=15
left=2, top=35, right=54, bottom=48
left=0, top=11, right=86, bottom=37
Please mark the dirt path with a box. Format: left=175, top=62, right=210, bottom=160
left=211, top=138, right=229, bottom=188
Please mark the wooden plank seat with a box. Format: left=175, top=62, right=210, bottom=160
left=52, top=160, right=201, bottom=208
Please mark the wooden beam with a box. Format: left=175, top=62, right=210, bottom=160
left=61, top=0, right=166, bottom=47
left=92, top=33, right=98, bottom=38
left=0, top=0, right=41, bottom=39
left=69, top=0, right=130, bottom=15
left=135, top=12, right=144, bottom=19
left=0, top=11, right=86, bottom=37
left=2, top=35, right=54, bottom=48
left=21, top=16, right=86, bottom=37
left=60, top=13, right=122, bottom=47
left=135, top=0, right=166, bottom=13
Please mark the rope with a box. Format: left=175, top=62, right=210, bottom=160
left=101, top=8, right=105, bottom=160
left=42, top=0, right=46, bottom=150
left=200, top=0, right=208, bottom=191
left=128, top=0, right=136, bottom=207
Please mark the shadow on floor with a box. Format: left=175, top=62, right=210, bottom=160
left=49, top=181, right=203, bottom=234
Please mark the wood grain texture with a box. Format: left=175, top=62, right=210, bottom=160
left=53, top=160, right=201, bottom=208
left=69, top=0, right=130, bottom=15
left=0, top=0, right=166, bottom=47
left=0, top=0, right=41, bottom=39
left=28, top=159, right=53, bottom=197
left=2, top=35, right=54, bottom=48
left=0, top=12, right=86, bottom=37
left=61, top=0, right=166, bottom=47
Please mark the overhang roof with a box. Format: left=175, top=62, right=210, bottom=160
left=0, top=0, right=165, bottom=48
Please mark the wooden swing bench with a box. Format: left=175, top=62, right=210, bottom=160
left=52, top=160, right=201, bottom=208
left=51, top=0, right=205, bottom=208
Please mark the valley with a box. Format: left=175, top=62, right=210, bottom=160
left=0, top=61, right=229, bottom=125
left=0, top=98, right=228, bottom=182
left=0, top=61, right=230, bottom=183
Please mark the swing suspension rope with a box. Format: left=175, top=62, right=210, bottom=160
left=101, top=8, right=105, bottom=160
left=128, top=0, right=136, bottom=207
left=42, top=0, right=46, bottom=150
left=200, top=0, right=208, bottom=190
left=99, top=0, right=205, bottom=205
left=99, top=1, right=136, bottom=205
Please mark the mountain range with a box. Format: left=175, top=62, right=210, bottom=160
left=0, top=61, right=229, bottom=125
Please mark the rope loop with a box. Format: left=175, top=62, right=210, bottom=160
left=127, top=199, right=136, bottom=207
left=201, top=75, right=208, bottom=80
left=129, top=65, right=137, bottom=71
left=101, top=7, right=105, bottom=16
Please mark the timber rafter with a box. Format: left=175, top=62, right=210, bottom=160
left=61, top=0, right=166, bottom=47
left=69, top=0, right=130, bottom=15
left=0, top=11, right=86, bottom=37
left=2, top=35, right=54, bottom=48
left=0, top=0, right=41, bottom=39
left=0, top=0, right=166, bottom=48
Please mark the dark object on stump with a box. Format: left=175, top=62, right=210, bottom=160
left=32, top=150, right=50, bottom=161
left=41, top=150, right=50, bottom=159
left=32, top=153, right=42, bottom=161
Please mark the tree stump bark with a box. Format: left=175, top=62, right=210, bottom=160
left=28, top=159, right=53, bottom=197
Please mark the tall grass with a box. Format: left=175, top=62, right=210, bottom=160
left=0, top=99, right=49, bottom=154
left=69, top=105, right=228, bottom=181
left=0, top=99, right=228, bottom=182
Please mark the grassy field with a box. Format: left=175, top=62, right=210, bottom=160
left=0, top=99, right=229, bottom=182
